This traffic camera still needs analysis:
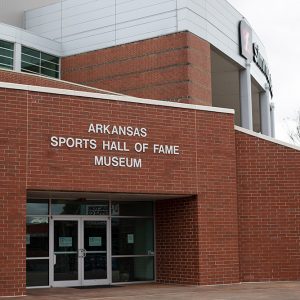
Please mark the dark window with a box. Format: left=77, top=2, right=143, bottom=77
left=21, top=46, right=59, bottom=78
left=0, top=40, right=14, bottom=70
left=26, top=217, right=49, bottom=257
left=112, top=257, right=154, bottom=283
left=112, top=218, right=154, bottom=255
left=51, top=200, right=109, bottom=215
left=26, top=259, right=49, bottom=287
left=111, top=201, right=153, bottom=216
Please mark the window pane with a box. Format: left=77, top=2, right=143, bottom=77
left=0, top=48, right=13, bottom=58
left=85, top=202, right=109, bottom=215
left=0, top=56, right=13, bottom=66
left=0, top=41, right=14, bottom=69
left=22, top=53, right=40, bottom=65
left=0, top=40, right=14, bottom=50
left=84, top=253, right=107, bottom=280
left=26, top=259, right=49, bottom=287
left=111, top=201, right=153, bottom=216
left=52, top=200, right=82, bottom=215
left=26, top=216, right=49, bottom=257
left=21, top=62, right=40, bottom=74
left=84, top=221, right=107, bottom=252
left=51, top=200, right=109, bottom=215
left=112, top=257, right=154, bottom=283
left=54, top=254, right=78, bottom=281
left=41, top=52, right=59, bottom=64
left=112, top=218, right=154, bottom=255
left=22, top=46, right=40, bottom=58
left=41, top=60, right=59, bottom=70
left=0, top=63, right=13, bottom=70
left=41, top=67, right=59, bottom=78
left=41, top=60, right=59, bottom=71
left=26, top=199, right=49, bottom=215
left=21, top=46, right=60, bottom=79
left=54, top=220, right=78, bottom=252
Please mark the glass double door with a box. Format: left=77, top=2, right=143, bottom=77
left=50, top=217, right=110, bottom=287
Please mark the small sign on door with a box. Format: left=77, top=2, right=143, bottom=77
left=59, top=237, right=72, bottom=247
left=127, top=234, right=134, bottom=244
left=89, top=237, right=102, bottom=247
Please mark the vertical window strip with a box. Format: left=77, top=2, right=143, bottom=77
left=21, top=46, right=60, bottom=79
left=0, top=40, right=14, bottom=70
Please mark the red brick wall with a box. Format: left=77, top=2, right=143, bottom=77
left=61, top=32, right=212, bottom=105
left=196, top=113, right=239, bottom=285
left=0, top=79, right=237, bottom=295
left=0, top=90, right=27, bottom=296
left=156, top=197, right=201, bottom=284
left=236, top=131, right=300, bottom=282
left=0, top=69, right=116, bottom=94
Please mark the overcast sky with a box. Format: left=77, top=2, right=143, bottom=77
left=227, top=0, right=300, bottom=143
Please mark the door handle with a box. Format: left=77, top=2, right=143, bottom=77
left=78, top=249, right=83, bottom=258
left=54, top=254, right=56, bottom=265
left=78, top=249, right=87, bottom=258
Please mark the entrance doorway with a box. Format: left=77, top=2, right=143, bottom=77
left=26, top=192, right=165, bottom=288
left=50, top=217, right=110, bottom=287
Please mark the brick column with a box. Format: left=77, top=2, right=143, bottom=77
left=0, top=89, right=27, bottom=296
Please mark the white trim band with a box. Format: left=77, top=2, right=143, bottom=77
left=0, top=81, right=234, bottom=115
left=235, top=126, right=300, bottom=152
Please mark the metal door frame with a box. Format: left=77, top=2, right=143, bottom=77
left=49, top=216, right=111, bottom=287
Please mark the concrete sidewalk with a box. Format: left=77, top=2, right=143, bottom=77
left=2, top=282, right=300, bottom=300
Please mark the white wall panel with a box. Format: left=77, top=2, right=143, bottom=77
left=61, top=24, right=115, bottom=43
left=62, top=15, right=115, bottom=38
left=116, top=1, right=175, bottom=24
left=116, top=16, right=176, bottom=40
left=116, top=27, right=176, bottom=46
left=116, top=0, right=175, bottom=14
left=63, top=31, right=115, bottom=52
left=62, top=0, right=113, bottom=17
left=0, top=0, right=60, bottom=28
left=206, top=6, right=237, bottom=39
left=62, top=7, right=114, bottom=27
left=0, top=23, right=61, bottom=56
left=178, top=9, right=206, bottom=32
left=186, top=0, right=206, bottom=19
left=22, top=0, right=270, bottom=90
left=25, top=3, right=61, bottom=20
left=178, top=0, right=205, bottom=10
left=61, top=0, right=103, bottom=10
left=62, top=39, right=115, bottom=56
left=35, top=29, right=61, bottom=41
left=26, top=10, right=61, bottom=28
left=27, top=20, right=61, bottom=35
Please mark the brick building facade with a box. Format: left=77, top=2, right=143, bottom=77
left=0, top=72, right=299, bottom=296
left=61, top=32, right=212, bottom=106
left=0, top=0, right=299, bottom=297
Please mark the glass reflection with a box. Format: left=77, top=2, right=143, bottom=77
left=51, top=200, right=109, bottom=215
left=112, top=218, right=154, bottom=255
left=26, top=199, right=49, bottom=215
left=26, top=217, right=49, bottom=257
left=112, top=257, right=154, bottom=283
